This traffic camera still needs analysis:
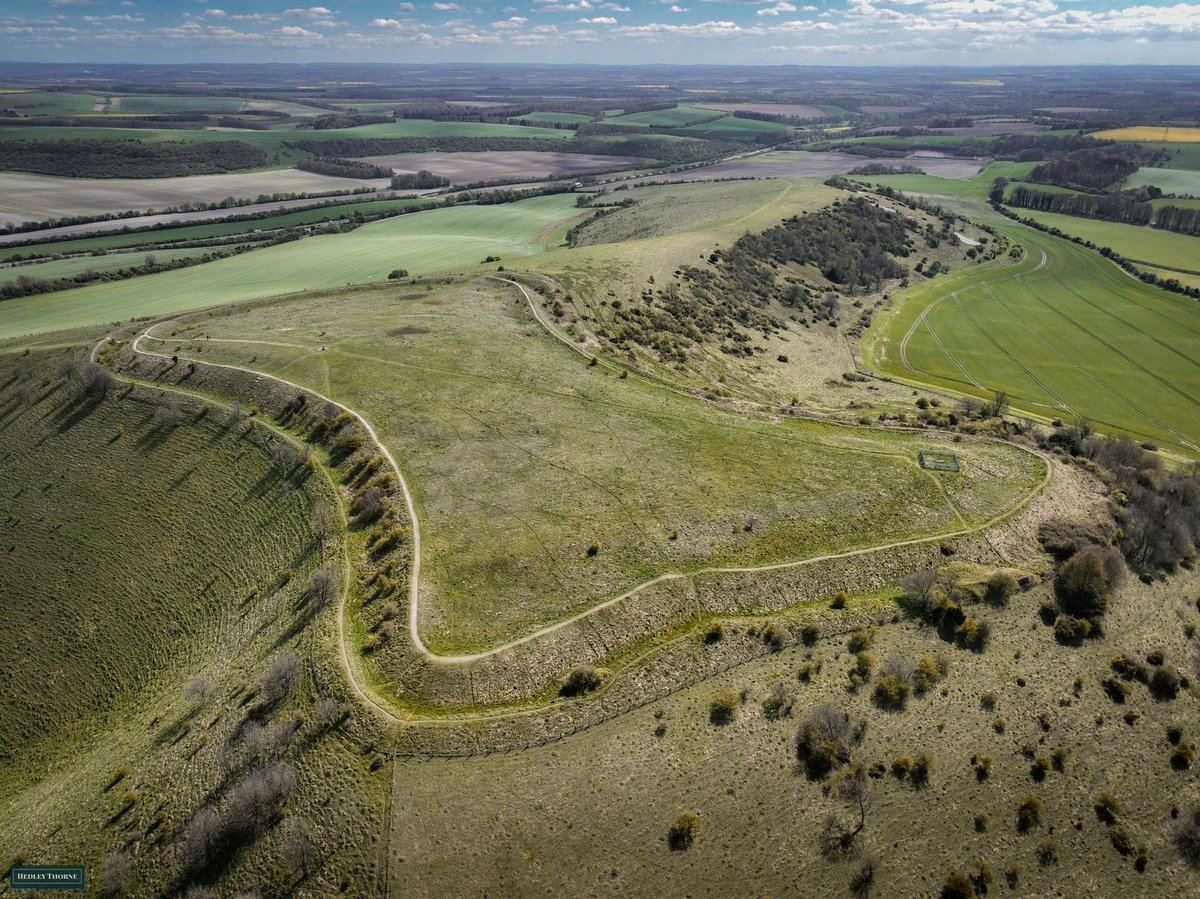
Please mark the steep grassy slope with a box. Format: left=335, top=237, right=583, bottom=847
left=0, top=344, right=389, bottom=897
left=389, top=565, right=1200, bottom=897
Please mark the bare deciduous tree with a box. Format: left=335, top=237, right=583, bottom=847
left=184, top=675, right=216, bottom=703
left=315, top=697, right=340, bottom=728
left=100, top=851, right=134, bottom=893
left=307, top=566, right=339, bottom=612
left=258, top=653, right=302, bottom=705
left=226, top=762, right=296, bottom=835
left=281, top=817, right=320, bottom=877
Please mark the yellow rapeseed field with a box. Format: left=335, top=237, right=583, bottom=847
left=1091, top=126, right=1200, bottom=142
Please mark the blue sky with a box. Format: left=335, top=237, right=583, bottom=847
left=2, top=0, right=1199, bottom=65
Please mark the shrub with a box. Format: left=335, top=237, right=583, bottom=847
left=1171, top=743, right=1195, bottom=770
left=796, top=704, right=851, bottom=778
left=586, top=540, right=602, bottom=557
left=1150, top=665, right=1181, bottom=700
left=915, top=655, right=944, bottom=694
left=1095, top=792, right=1123, bottom=824
left=873, top=674, right=910, bottom=710
left=985, top=571, right=1020, bottom=605
left=560, top=664, right=602, bottom=697
left=1109, top=826, right=1135, bottom=855
left=762, top=682, right=795, bottom=720
left=848, top=629, right=874, bottom=653
left=975, top=756, right=992, bottom=782
left=955, top=617, right=990, bottom=651
left=668, top=811, right=701, bottom=850
left=891, top=756, right=912, bottom=779
left=351, top=487, right=384, bottom=523
left=974, top=812, right=989, bottom=832
left=830, top=592, right=849, bottom=610
left=940, top=873, right=976, bottom=899
left=761, top=622, right=785, bottom=650
left=1030, top=757, right=1051, bottom=781
left=709, top=690, right=739, bottom=725
left=1056, top=546, right=1122, bottom=620
left=910, top=753, right=932, bottom=788
left=800, top=623, right=820, bottom=645
left=703, top=621, right=725, bottom=643
left=1101, top=677, right=1131, bottom=703
left=1018, top=795, right=1043, bottom=833
left=1037, top=838, right=1061, bottom=866
left=1054, top=615, right=1091, bottom=644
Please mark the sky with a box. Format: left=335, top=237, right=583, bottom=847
left=2, top=0, right=1199, bottom=66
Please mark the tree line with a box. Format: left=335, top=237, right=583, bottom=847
left=295, top=156, right=392, bottom=179
left=0, top=138, right=269, bottom=178
left=1029, top=148, right=1140, bottom=190
left=1006, top=185, right=1155, bottom=225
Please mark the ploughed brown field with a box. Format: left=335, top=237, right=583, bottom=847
left=355, top=150, right=645, bottom=184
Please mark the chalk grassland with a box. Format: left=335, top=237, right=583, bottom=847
left=1124, top=167, right=1200, bottom=197
left=848, top=161, right=1038, bottom=198
left=0, top=169, right=391, bottom=227
left=184, top=274, right=1044, bottom=656
left=0, top=348, right=390, bottom=897
left=865, top=224, right=1200, bottom=456
left=354, top=150, right=645, bottom=183
left=0, top=198, right=431, bottom=262
left=0, top=193, right=584, bottom=339
left=0, top=245, right=240, bottom=286
left=1015, top=207, right=1200, bottom=273
left=390, top=566, right=1200, bottom=898
left=1091, top=126, right=1200, bottom=143
left=692, top=101, right=826, bottom=118
left=0, top=90, right=105, bottom=116
left=606, top=106, right=725, bottom=128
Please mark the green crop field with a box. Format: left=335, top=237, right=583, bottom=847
left=0, top=197, right=432, bottom=263
left=1150, top=196, right=1200, bottom=211
left=181, top=275, right=1044, bottom=657
left=676, top=116, right=793, bottom=140
left=848, top=161, right=1038, bottom=197
left=106, top=94, right=247, bottom=114
left=516, top=112, right=593, bottom=125
left=866, top=222, right=1200, bottom=455
left=607, top=106, right=725, bottom=128
left=0, top=91, right=103, bottom=116
left=1013, top=207, right=1200, bottom=272
left=0, top=193, right=583, bottom=339
left=0, top=245, right=239, bottom=286
left=1124, top=166, right=1200, bottom=197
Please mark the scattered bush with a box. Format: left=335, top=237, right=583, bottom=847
left=1054, top=615, right=1092, bottom=644
left=910, top=753, right=932, bottom=788
left=848, top=629, right=874, bottom=653
left=873, top=674, right=910, bottom=710
left=703, top=621, right=725, bottom=643
left=668, top=811, right=702, bottom=850
left=1018, top=795, right=1043, bottom=833
left=1037, top=838, right=1061, bottom=866
left=1149, top=665, right=1181, bottom=700
left=1102, top=677, right=1131, bottom=703
left=940, top=873, right=976, bottom=899
left=800, top=623, right=820, bottom=645
left=586, top=540, right=602, bottom=557
left=1055, top=545, right=1123, bottom=620
left=1030, top=757, right=1051, bottom=781
left=915, top=655, right=944, bottom=694
left=762, top=682, right=795, bottom=720
left=796, top=704, right=852, bottom=778
left=830, top=592, right=849, bottom=610
left=1095, top=792, right=1123, bottom=824
left=985, top=571, right=1019, bottom=606
left=1109, top=826, right=1136, bottom=855
left=1171, top=743, right=1195, bottom=770
left=955, top=617, right=990, bottom=651
left=1177, top=808, right=1200, bottom=867
left=709, top=690, right=739, bottom=725
left=560, top=664, right=603, bottom=697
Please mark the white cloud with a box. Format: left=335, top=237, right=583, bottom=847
left=758, top=2, right=797, bottom=15
left=580, top=15, right=618, bottom=22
